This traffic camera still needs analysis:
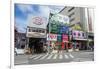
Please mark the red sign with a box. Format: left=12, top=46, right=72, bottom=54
left=47, top=34, right=57, bottom=41
left=62, top=34, right=68, bottom=42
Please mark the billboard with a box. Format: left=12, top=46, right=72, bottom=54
left=51, top=14, right=69, bottom=24
left=72, top=30, right=87, bottom=39
left=27, top=15, right=49, bottom=29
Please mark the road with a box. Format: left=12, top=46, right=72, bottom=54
left=14, top=51, right=94, bottom=65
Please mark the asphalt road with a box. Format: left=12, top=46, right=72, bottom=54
left=14, top=51, right=94, bottom=65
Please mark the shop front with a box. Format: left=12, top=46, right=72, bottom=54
left=72, top=30, right=88, bottom=51
left=62, top=34, right=69, bottom=50
left=47, top=34, right=58, bottom=53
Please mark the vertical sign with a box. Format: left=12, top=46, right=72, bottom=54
left=62, top=34, right=68, bottom=42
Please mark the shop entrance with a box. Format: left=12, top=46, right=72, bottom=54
left=29, top=38, right=46, bottom=54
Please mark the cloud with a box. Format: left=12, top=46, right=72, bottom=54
left=17, top=4, right=34, bottom=14
left=49, top=6, right=64, bottom=14
left=15, top=17, right=27, bottom=33
left=15, top=4, right=64, bottom=33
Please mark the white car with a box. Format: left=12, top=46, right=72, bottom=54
left=15, top=48, right=25, bottom=55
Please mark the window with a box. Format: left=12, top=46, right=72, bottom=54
left=35, top=29, right=38, bottom=32
left=32, top=29, right=35, bottom=32
left=82, top=33, right=84, bottom=36
left=41, top=30, right=45, bottom=33
left=74, top=32, right=76, bottom=35
left=69, top=12, right=75, bottom=17
left=38, top=30, right=41, bottom=32
left=78, top=33, right=80, bottom=36
left=68, top=7, right=75, bottom=12
left=28, top=28, right=31, bottom=32
left=22, top=39, right=25, bottom=41
left=70, top=18, right=75, bottom=22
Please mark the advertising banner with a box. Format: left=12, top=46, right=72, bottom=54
left=51, top=14, right=69, bottom=24
left=62, top=34, right=68, bottom=42
left=57, top=34, right=62, bottom=42
left=47, top=34, right=57, bottom=41
left=72, top=30, right=86, bottom=39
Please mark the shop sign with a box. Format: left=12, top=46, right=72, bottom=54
left=51, top=14, right=69, bottom=24
left=27, top=15, right=49, bottom=29
left=62, top=34, right=68, bottom=42
left=57, top=34, right=62, bottom=42
left=47, top=34, right=57, bottom=41
left=72, top=30, right=86, bottom=39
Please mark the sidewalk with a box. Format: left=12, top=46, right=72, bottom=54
left=14, top=54, right=31, bottom=65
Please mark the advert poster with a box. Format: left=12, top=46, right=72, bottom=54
left=62, top=34, right=68, bottom=42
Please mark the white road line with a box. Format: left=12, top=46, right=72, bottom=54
left=39, top=54, right=49, bottom=60
left=65, top=54, right=69, bottom=59
left=53, top=54, right=58, bottom=59
left=29, top=55, right=37, bottom=59
left=69, top=54, right=74, bottom=58
left=47, top=54, right=53, bottom=59
left=59, top=54, right=63, bottom=59
left=34, top=55, right=43, bottom=60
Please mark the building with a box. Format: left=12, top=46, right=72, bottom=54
left=59, top=6, right=94, bottom=50
left=26, top=15, right=48, bottom=54
left=16, top=33, right=26, bottom=49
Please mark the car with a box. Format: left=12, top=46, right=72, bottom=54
left=15, top=48, right=25, bottom=55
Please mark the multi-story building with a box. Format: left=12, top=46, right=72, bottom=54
left=59, top=6, right=94, bottom=50
left=15, top=32, right=26, bottom=49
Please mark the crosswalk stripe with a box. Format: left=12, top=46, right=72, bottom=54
left=53, top=54, right=58, bottom=59
left=39, top=54, right=49, bottom=60
left=65, top=54, right=69, bottom=59
left=59, top=54, right=63, bottom=59
left=69, top=54, right=74, bottom=58
left=47, top=54, right=53, bottom=59
left=34, top=55, right=43, bottom=60
left=30, top=55, right=37, bottom=59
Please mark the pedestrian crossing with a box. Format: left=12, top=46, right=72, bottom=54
left=29, top=53, right=75, bottom=60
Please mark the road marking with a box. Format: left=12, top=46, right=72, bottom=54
left=34, top=55, right=43, bottom=60
left=29, top=55, right=37, bottom=59
left=65, top=54, right=69, bottom=59
left=59, top=54, right=63, bottom=59
left=39, top=54, right=49, bottom=60
left=53, top=54, right=58, bottom=59
left=69, top=54, right=74, bottom=58
left=47, top=54, right=53, bottom=59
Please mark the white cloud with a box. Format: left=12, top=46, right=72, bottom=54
left=38, top=6, right=50, bottom=17
left=17, top=4, right=33, bottom=13
left=49, top=6, right=64, bottom=14
left=15, top=17, right=27, bottom=33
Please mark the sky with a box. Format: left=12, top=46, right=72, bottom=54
left=15, top=4, right=64, bottom=33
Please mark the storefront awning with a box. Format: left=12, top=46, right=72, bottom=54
left=73, top=38, right=88, bottom=41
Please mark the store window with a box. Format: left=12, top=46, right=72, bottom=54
left=28, top=28, right=31, bottom=32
